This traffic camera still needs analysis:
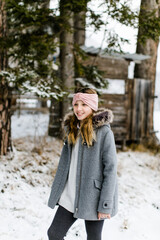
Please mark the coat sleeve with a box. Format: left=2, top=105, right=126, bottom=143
left=97, top=128, right=117, bottom=214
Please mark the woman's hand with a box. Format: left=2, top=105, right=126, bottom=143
left=98, top=212, right=111, bottom=220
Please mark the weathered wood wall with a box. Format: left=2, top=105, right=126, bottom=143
left=99, top=78, right=152, bottom=145
left=100, top=87, right=128, bottom=146
left=83, top=55, right=129, bottom=79
left=127, top=78, right=152, bottom=141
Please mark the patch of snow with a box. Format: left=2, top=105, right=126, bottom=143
left=1, top=131, right=160, bottom=239
left=128, top=62, right=135, bottom=79
left=11, top=111, right=49, bottom=139
left=0, top=136, right=62, bottom=240
left=101, top=79, right=125, bottom=94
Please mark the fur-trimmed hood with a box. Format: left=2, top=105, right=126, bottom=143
left=63, top=108, right=113, bottom=146
left=64, top=108, right=114, bottom=130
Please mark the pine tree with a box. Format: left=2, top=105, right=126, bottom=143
left=0, top=0, right=62, bottom=154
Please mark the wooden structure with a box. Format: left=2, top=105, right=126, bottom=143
left=78, top=46, right=153, bottom=146
left=82, top=54, right=128, bottom=79
left=99, top=78, right=152, bottom=147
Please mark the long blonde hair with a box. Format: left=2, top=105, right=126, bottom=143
left=67, top=88, right=97, bottom=147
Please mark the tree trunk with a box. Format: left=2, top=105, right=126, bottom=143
left=48, top=0, right=74, bottom=138
left=60, top=1, right=74, bottom=117
left=48, top=98, right=62, bottom=137
left=134, top=0, right=160, bottom=134
left=74, top=10, right=86, bottom=46
left=0, top=0, right=12, bottom=155
left=74, top=4, right=87, bottom=86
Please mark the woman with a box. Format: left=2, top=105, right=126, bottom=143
left=47, top=88, right=118, bottom=240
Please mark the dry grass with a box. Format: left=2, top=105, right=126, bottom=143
left=127, top=138, right=160, bottom=155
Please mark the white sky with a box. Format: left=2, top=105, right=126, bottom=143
left=85, top=0, right=141, bottom=53
left=50, top=0, right=140, bottom=52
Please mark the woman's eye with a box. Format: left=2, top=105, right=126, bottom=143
left=82, top=104, right=86, bottom=106
left=74, top=104, right=78, bottom=106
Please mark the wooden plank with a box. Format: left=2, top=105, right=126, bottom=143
left=140, top=80, right=146, bottom=138
left=101, top=94, right=127, bottom=101
left=144, top=80, right=152, bottom=136
left=131, top=79, right=138, bottom=140
left=112, top=128, right=128, bottom=136
left=83, top=55, right=128, bottom=79
left=113, top=116, right=127, bottom=122
left=126, top=79, right=134, bottom=140
left=11, top=94, right=50, bottom=100
left=11, top=106, right=49, bottom=113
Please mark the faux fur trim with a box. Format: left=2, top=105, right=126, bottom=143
left=64, top=108, right=113, bottom=130
left=92, top=108, right=114, bottom=128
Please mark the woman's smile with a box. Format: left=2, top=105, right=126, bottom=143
left=77, top=112, right=84, bottom=116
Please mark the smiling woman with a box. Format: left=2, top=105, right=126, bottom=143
left=47, top=87, right=118, bottom=240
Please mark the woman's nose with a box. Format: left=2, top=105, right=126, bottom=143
left=77, top=105, right=82, bottom=111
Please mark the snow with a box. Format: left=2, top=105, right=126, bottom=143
left=0, top=113, right=160, bottom=240
left=101, top=79, right=125, bottom=94
left=11, top=111, right=49, bottom=139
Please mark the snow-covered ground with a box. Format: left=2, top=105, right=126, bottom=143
left=0, top=112, right=160, bottom=240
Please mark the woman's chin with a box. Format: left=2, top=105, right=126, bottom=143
left=77, top=115, right=85, bottom=121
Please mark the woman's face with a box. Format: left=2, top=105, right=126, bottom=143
left=73, top=100, right=93, bottom=121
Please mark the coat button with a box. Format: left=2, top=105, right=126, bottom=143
left=104, top=203, right=108, bottom=207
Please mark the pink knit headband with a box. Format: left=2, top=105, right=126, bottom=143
left=72, top=93, right=98, bottom=111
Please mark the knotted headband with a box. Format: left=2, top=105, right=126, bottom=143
left=72, top=92, right=98, bottom=111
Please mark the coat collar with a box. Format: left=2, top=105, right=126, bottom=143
left=64, top=108, right=113, bottom=130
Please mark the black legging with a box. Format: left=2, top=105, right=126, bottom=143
left=48, top=206, right=104, bottom=240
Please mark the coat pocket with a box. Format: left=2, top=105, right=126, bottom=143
left=94, top=179, right=102, bottom=190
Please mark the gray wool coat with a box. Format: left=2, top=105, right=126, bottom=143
left=48, top=108, right=118, bottom=220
